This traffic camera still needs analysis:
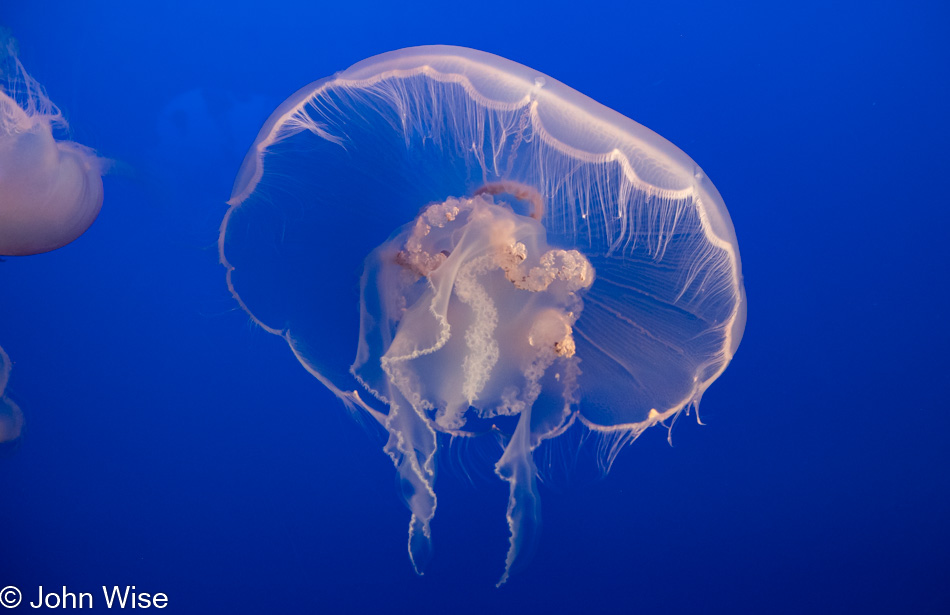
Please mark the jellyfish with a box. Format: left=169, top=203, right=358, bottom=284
left=0, top=32, right=106, bottom=452
left=220, top=46, right=746, bottom=584
left=0, top=344, right=23, bottom=445
left=0, top=32, right=106, bottom=256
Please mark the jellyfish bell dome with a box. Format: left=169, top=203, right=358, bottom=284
left=221, top=45, right=745, bottom=583
left=0, top=35, right=106, bottom=256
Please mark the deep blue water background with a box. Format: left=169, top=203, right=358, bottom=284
left=2, top=1, right=948, bottom=613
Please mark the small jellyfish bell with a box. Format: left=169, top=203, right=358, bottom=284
left=220, top=46, right=746, bottom=584
left=0, top=32, right=106, bottom=256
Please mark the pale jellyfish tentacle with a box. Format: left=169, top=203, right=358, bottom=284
left=360, top=195, right=593, bottom=584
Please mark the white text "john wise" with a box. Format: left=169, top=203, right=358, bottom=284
left=30, top=586, right=168, bottom=609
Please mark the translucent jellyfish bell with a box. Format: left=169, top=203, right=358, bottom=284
left=0, top=33, right=106, bottom=256
left=220, top=46, right=746, bottom=584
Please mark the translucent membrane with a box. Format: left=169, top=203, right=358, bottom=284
left=220, top=46, right=746, bottom=584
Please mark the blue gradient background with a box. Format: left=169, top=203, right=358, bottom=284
left=1, top=1, right=947, bottom=613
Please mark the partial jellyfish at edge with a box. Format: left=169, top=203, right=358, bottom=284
left=0, top=31, right=108, bottom=451
left=0, top=345, right=24, bottom=445
left=0, top=30, right=107, bottom=256
left=219, top=46, right=746, bottom=585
